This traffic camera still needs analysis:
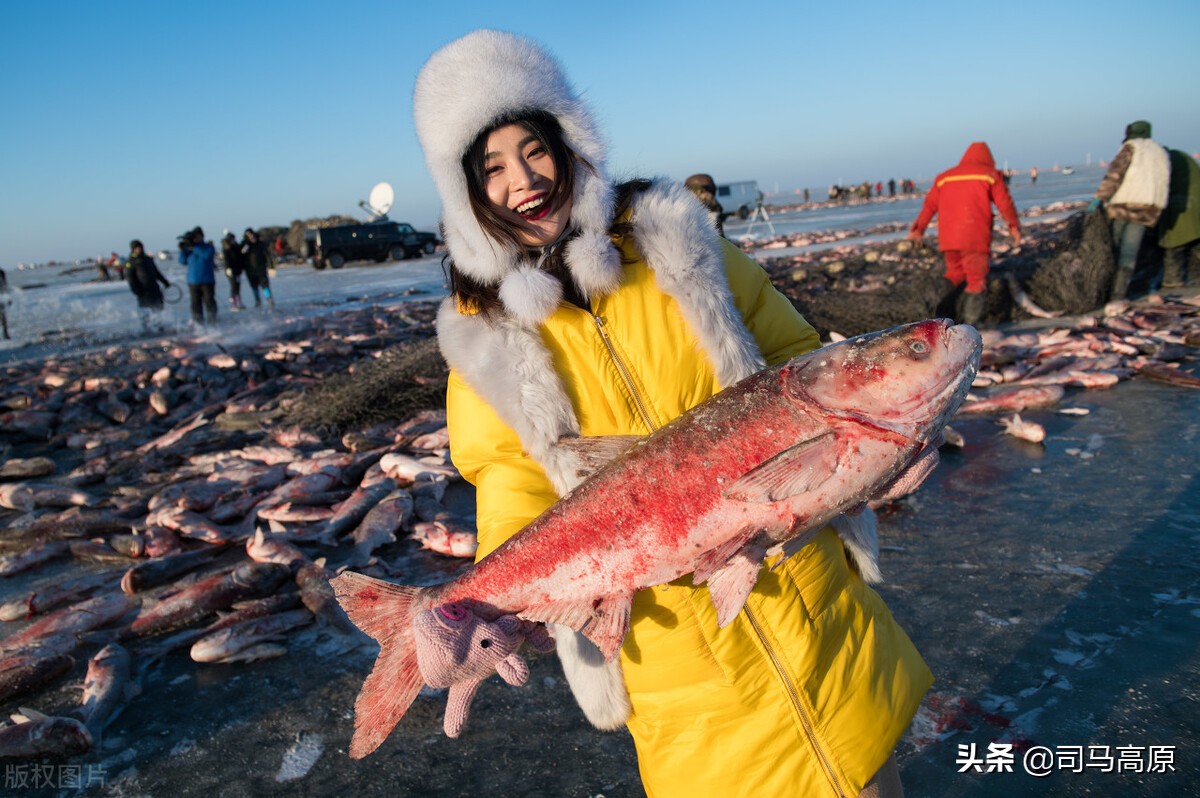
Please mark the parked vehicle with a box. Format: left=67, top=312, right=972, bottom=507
left=304, top=221, right=440, bottom=270
left=716, top=180, right=762, bottom=220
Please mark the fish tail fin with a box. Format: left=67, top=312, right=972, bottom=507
left=331, top=571, right=425, bottom=758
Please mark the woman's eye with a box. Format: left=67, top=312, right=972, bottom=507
left=527, top=146, right=546, bottom=159
left=485, top=164, right=502, bottom=176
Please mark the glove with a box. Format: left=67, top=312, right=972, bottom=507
left=163, top=281, right=171, bottom=288
left=224, top=268, right=233, bottom=278
left=1087, top=198, right=1101, bottom=213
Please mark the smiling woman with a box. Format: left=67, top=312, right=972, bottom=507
left=478, top=122, right=573, bottom=246
left=340, top=28, right=936, bottom=798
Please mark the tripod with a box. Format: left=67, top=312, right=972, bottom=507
left=745, top=194, right=776, bottom=237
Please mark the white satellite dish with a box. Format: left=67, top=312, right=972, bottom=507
left=360, top=182, right=394, bottom=221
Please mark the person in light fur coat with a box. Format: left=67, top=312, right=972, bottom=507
left=1092, top=120, right=1171, bottom=299
left=415, top=29, right=930, bottom=798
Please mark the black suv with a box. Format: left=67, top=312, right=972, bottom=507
left=305, top=221, right=440, bottom=270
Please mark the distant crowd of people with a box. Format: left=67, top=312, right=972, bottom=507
left=828, top=178, right=919, bottom=202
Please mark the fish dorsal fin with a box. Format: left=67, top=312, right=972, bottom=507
left=723, top=433, right=838, bottom=503
left=556, top=435, right=644, bottom=481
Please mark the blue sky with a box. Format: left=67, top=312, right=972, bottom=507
left=3, top=0, right=1197, bottom=266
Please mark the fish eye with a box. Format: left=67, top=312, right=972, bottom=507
left=910, top=341, right=929, bottom=355
left=480, top=639, right=492, bottom=648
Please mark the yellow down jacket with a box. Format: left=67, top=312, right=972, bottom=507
left=441, top=193, right=932, bottom=797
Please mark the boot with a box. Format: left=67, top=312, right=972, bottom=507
left=1161, top=247, right=1184, bottom=289
left=934, top=277, right=962, bottom=319
left=264, top=287, right=274, bottom=309
left=1110, top=265, right=1135, bottom=301
left=959, top=291, right=986, bottom=326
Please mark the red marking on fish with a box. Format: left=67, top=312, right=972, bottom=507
left=333, top=319, right=980, bottom=756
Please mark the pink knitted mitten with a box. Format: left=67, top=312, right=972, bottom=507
left=412, top=602, right=551, bottom=737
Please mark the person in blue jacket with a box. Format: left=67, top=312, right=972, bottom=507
left=179, top=227, right=218, bottom=324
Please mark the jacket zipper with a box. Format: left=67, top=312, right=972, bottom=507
left=743, top=604, right=847, bottom=797
left=591, top=313, right=658, bottom=432
left=588, top=304, right=842, bottom=792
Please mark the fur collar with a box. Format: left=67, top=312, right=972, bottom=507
left=437, top=178, right=764, bottom=495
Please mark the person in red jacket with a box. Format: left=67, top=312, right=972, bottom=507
left=907, top=141, right=1022, bottom=324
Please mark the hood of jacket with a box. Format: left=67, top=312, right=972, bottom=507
left=413, top=30, right=622, bottom=325
left=959, top=142, right=996, bottom=169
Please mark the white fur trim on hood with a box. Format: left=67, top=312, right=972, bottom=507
left=413, top=29, right=621, bottom=323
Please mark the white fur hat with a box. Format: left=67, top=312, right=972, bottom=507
left=413, top=29, right=621, bottom=324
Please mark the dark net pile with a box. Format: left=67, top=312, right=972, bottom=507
left=792, top=269, right=951, bottom=339
left=778, top=209, right=1164, bottom=338
left=1022, top=209, right=1117, bottom=315
left=286, top=336, right=448, bottom=436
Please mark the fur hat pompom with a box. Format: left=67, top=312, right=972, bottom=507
left=566, top=232, right=623, bottom=300
left=499, top=266, right=565, bottom=326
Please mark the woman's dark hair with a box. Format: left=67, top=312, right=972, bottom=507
left=447, top=109, right=648, bottom=317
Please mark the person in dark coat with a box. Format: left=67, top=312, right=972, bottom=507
left=221, top=232, right=245, bottom=310
left=0, top=267, right=10, bottom=340
left=126, top=239, right=171, bottom=329
left=1158, top=149, right=1200, bottom=289
left=240, top=228, right=274, bottom=308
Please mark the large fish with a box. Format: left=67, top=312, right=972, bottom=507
left=124, top=561, right=288, bottom=638
left=332, top=319, right=980, bottom=757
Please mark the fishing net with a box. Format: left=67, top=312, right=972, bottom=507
left=781, top=247, right=957, bottom=339
left=286, top=336, right=448, bottom=436
left=1022, top=209, right=1117, bottom=315
left=777, top=209, right=1163, bottom=336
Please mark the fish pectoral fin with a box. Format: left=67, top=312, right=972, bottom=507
left=556, top=434, right=645, bottom=481
left=520, top=594, right=633, bottom=662
left=581, top=594, right=633, bottom=662
left=871, top=445, right=938, bottom=505
left=691, top=527, right=760, bottom=585
left=723, top=433, right=838, bottom=503
left=518, top=600, right=596, bottom=633
left=704, top=536, right=770, bottom=627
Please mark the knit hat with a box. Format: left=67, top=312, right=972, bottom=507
left=685, top=173, right=717, bottom=196
left=412, top=29, right=621, bottom=325
left=1125, top=120, right=1152, bottom=140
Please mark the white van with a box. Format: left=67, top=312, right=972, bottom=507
left=715, top=180, right=762, bottom=219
